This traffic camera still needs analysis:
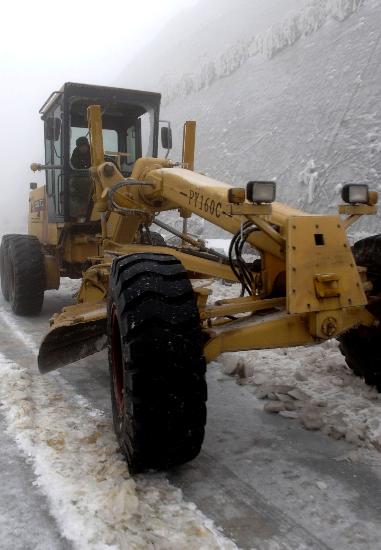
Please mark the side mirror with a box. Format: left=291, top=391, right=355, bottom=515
left=161, top=125, right=172, bottom=151
left=46, top=117, right=61, bottom=141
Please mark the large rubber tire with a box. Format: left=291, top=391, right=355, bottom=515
left=149, top=231, right=166, bottom=246
left=7, top=235, right=46, bottom=316
left=351, top=234, right=381, bottom=293
left=338, top=234, right=381, bottom=391
left=107, top=253, right=207, bottom=473
left=0, top=234, right=17, bottom=301
left=136, top=231, right=166, bottom=246
left=339, top=326, right=381, bottom=391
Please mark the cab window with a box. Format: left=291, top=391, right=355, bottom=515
left=69, top=128, right=118, bottom=166
left=45, top=104, right=63, bottom=219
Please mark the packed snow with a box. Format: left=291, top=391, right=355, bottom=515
left=2, top=257, right=380, bottom=549
left=0, top=307, right=237, bottom=550
left=1, top=270, right=381, bottom=549
left=207, top=280, right=381, bottom=454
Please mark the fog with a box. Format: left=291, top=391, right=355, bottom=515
left=0, top=0, right=196, bottom=233
left=1, top=0, right=376, bottom=236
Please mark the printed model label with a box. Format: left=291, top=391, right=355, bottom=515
left=188, top=190, right=222, bottom=218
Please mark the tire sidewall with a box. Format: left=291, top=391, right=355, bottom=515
left=0, top=241, right=10, bottom=301
left=108, top=297, right=129, bottom=452
left=7, top=235, right=45, bottom=316
left=107, top=253, right=207, bottom=473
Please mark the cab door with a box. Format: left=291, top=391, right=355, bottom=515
left=44, top=103, right=64, bottom=222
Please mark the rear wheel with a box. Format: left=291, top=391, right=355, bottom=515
left=7, top=235, right=46, bottom=315
left=351, top=234, right=381, bottom=293
left=338, top=234, right=381, bottom=391
left=136, top=230, right=166, bottom=246
left=0, top=234, right=17, bottom=301
left=107, top=253, right=207, bottom=473
left=149, top=231, right=166, bottom=246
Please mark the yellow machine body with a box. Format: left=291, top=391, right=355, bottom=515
left=35, top=104, right=377, bottom=373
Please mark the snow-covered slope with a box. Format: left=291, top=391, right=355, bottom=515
left=157, top=0, right=364, bottom=105
left=122, top=0, right=307, bottom=92
left=137, top=0, right=381, bottom=236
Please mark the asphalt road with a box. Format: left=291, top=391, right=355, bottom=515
left=1, top=286, right=381, bottom=550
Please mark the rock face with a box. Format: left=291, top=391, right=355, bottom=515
left=135, top=0, right=381, bottom=236
left=123, top=0, right=306, bottom=96
left=158, top=0, right=365, bottom=105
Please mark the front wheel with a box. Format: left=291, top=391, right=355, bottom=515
left=338, top=234, right=381, bottom=392
left=107, top=253, right=207, bottom=473
left=338, top=326, right=381, bottom=391
left=149, top=231, right=166, bottom=246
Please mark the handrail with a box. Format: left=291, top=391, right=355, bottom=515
left=39, top=91, right=63, bottom=115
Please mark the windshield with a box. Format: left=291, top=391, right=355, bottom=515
left=69, top=100, right=155, bottom=174
left=67, top=98, right=155, bottom=220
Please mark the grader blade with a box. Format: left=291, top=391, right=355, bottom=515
left=38, top=304, right=107, bottom=373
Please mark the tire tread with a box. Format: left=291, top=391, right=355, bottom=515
left=107, top=252, right=207, bottom=473
left=7, top=235, right=45, bottom=315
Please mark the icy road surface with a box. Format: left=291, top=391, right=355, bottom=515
left=0, top=279, right=381, bottom=550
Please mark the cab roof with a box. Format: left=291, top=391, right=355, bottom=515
left=39, top=82, right=161, bottom=118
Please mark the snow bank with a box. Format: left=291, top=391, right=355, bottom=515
left=210, top=281, right=381, bottom=453
left=298, top=160, right=319, bottom=204
left=0, top=308, right=236, bottom=550
left=160, top=0, right=364, bottom=104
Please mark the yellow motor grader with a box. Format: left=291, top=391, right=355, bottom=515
left=1, top=82, right=380, bottom=472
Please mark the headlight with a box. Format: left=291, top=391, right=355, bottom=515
left=246, top=181, right=276, bottom=203
left=341, top=184, right=369, bottom=204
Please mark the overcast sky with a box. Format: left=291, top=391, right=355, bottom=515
left=1, top=0, right=197, bottom=82
left=0, top=0, right=196, bottom=230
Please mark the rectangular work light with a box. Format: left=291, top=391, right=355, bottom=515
left=246, top=181, right=276, bottom=204
left=341, top=184, right=369, bottom=205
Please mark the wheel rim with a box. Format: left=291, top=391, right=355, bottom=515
left=111, top=306, right=124, bottom=413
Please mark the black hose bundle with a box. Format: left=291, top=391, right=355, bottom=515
left=228, top=222, right=260, bottom=297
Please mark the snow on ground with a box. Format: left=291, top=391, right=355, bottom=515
left=208, top=280, right=381, bottom=455
left=0, top=307, right=237, bottom=550
left=1, top=257, right=381, bottom=548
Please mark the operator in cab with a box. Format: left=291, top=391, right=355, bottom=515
left=71, top=136, right=91, bottom=169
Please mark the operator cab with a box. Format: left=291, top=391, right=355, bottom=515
left=39, top=82, right=164, bottom=223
